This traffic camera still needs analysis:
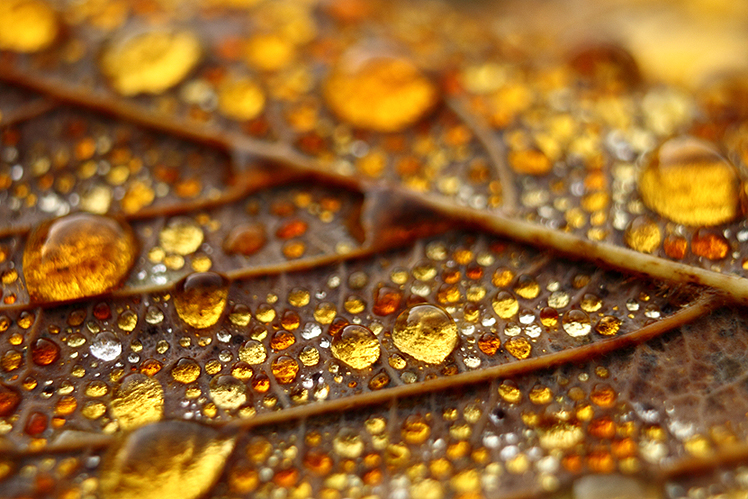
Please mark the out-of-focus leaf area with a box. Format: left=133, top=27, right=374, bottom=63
left=3, top=0, right=748, bottom=498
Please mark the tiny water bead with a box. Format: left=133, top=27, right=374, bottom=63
left=639, top=136, right=740, bottom=226
left=99, top=421, right=235, bottom=499
left=174, top=272, right=230, bottom=329
left=331, top=324, right=380, bottom=369
left=392, top=304, right=458, bottom=364
left=23, top=213, right=137, bottom=303
left=100, top=30, right=202, bottom=96
left=324, top=56, right=438, bottom=132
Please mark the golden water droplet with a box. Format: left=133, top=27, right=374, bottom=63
left=0, top=0, right=58, bottom=53
left=101, top=30, right=202, bottom=96
left=110, top=374, right=164, bottom=430
left=477, top=332, right=500, bottom=355
left=562, top=310, right=592, bottom=337
left=596, top=316, right=622, bottom=336
left=159, top=218, right=204, bottom=255
left=691, top=229, right=730, bottom=260
left=217, top=77, right=266, bottom=121
left=624, top=216, right=661, bottom=254
left=324, top=56, right=437, bottom=132
left=171, top=358, right=201, bottom=384
left=209, top=375, right=247, bottom=410
left=537, top=421, right=584, bottom=450
left=174, top=272, right=229, bottom=329
left=100, top=421, right=234, bottom=499
left=392, top=304, right=458, bottom=364
left=271, top=355, right=299, bottom=384
left=492, top=291, right=519, bottom=319
left=331, top=324, right=380, bottom=369
left=244, top=33, right=295, bottom=72
left=639, top=136, right=739, bottom=226
left=580, top=294, right=602, bottom=313
left=402, top=415, right=431, bottom=444
left=372, top=285, right=402, bottom=316
left=514, top=275, right=540, bottom=299
left=239, top=340, right=267, bottom=364
left=299, top=346, right=320, bottom=366
left=504, top=336, right=532, bottom=360
left=23, top=213, right=137, bottom=302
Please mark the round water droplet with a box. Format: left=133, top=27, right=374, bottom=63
left=271, top=355, right=299, bottom=384
left=23, top=213, right=137, bottom=303
left=492, top=291, right=519, bottom=319
left=110, top=374, right=163, bottom=430
left=562, top=310, right=592, bottom=337
left=0, top=0, right=59, bottom=53
left=624, top=216, right=661, bottom=254
left=217, top=78, right=266, bottom=121
left=331, top=324, right=380, bottom=369
left=691, top=229, right=730, bottom=260
left=100, top=30, right=202, bottom=96
left=99, top=421, right=235, bottom=499
left=223, top=223, right=266, bottom=256
left=392, top=304, right=458, bottom=364
left=174, top=272, right=229, bottom=329
left=0, top=384, right=21, bottom=416
left=31, top=338, right=60, bottom=366
left=324, top=56, right=438, bottom=132
left=639, top=136, right=739, bottom=226
left=159, top=217, right=204, bottom=256
left=90, top=332, right=122, bottom=362
left=209, top=375, right=247, bottom=410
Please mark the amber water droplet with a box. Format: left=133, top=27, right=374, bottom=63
left=110, top=374, right=164, bottom=430
left=624, top=216, right=661, bottom=254
left=478, top=332, right=500, bottom=355
left=0, top=0, right=59, bottom=53
left=402, top=415, right=431, bottom=444
left=569, top=43, right=641, bottom=92
left=639, top=136, right=739, bottom=226
left=372, top=285, right=403, bottom=316
left=171, top=358, right=201, bottom=384
left=174, top=272, right=230, bottom=329
left=537, top=420, right=584, bottom=450
left=271, top=355, right=299, bottom=384
left=31, top=338, right=60, bottom=366
left=101, top=30, right=202, bottom=96
left=392, top=304, right=458, bottom=364
left=504, top=337, right=532, bottom=360
left=691, top=229, right=730, bottom=260
left=223, top=223, right=266, bottom=256
left=596, top=316, right=622, bottom=336
left=331, top=324, right=380, bottom=369
left=100, top=421, right=235, bottom=499
left=324, top=56, right=438, bottom=132
left=23, top=213, right=137, bottom=303
left=0, top=384, right=21, bottom=416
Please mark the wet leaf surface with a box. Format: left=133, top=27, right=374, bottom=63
left=3, top=1, right=748, bottom=498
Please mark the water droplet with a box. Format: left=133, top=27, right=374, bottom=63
left=691, top=229, right=730, bottom=259
left=324, top=56, right=437, bottom=132
left=492, top=291, right=519, bottom=319
left=372, top=285, right=402, bottom=316
left=639, top=136, right=739, bottom=226
left=562, top=310, right=592, bottom=337
left=159, top=217, right=204, bottom=255
left=537, top=421, right=584, bottom=450
left=110, top=374, right=164, bottom=430
left=514, top=275, right=540, bottom=299
left=174, top=272, right=229, bottom=329
left=595, top=316, right=622, bottom=336
left=90, top=332, right=122, bottom=362
left=31, top=338, right=60, bottom=366
left=331, top=324, right=380, bottom=369
left=271, top=355, right=299, bottom=384
left=392, top=304, right=458, bottom=364
left=209, top=375, right=247, bottom=410
left=217, top=77, right=266, bottom=121
left=101, top=30, right=202, bottom=96
left=0, top=384, right=21, bottom=416
left=23, top=213, right=137, bottom=302
left=0, top=0, right=59, bottom=53
left=99, top=421, right=235, bottom=499
left=624, top=216, right=661, bottom=253
left=504, top=337, right=532, bottom=360
left=238, top=340, right=267, bottom=364
left=223, top=223, right=266, bottom=256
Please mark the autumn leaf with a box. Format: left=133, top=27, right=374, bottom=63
left=2, top=1, right=748, bottom=499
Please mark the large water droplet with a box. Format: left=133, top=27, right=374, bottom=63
left=324, top=56, right=438, bottom=132
left=639, top=136, right=739, bottom=226
left=90, top=332, right=123, bottom=362
left=174, top=272, right=229, bottom=329
left=23, top=213, right=137, bottom=303
left=392, top=304, right=458, bottom=364
left=100, top=420, right=235, bottom=499
left=0, top=0, right=59, bottom=53
left=331, top=324, right=380, bottom=369
left=110, top=374, right=164, bottom=430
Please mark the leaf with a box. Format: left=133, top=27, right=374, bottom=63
left=1, top=1, right=748, bottom=498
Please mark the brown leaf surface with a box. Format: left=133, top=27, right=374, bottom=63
left=2, top=0, right=748, bottom=498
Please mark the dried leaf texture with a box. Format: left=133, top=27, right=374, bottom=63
left=1, top=0, right=748, bottom=498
